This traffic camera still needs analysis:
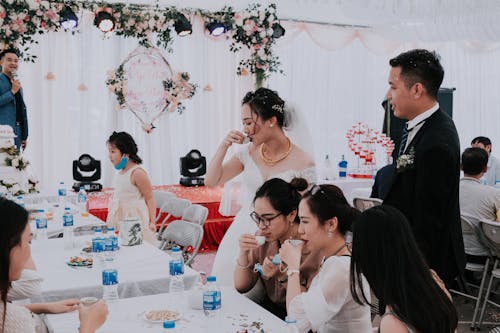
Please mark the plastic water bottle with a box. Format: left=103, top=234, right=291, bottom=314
left=338, top=155, right=348, bottom=179
left=102, top=269, right=119, bottom=302
left=92, top=228, right=105, bottom=267
left=104, top=228, right=117, bottom=262
left=284, top=316, right=300, bottom=333
left=58, top=181, right=67, bottom=204
left=169, top=246, right=185, bottom=293
left=108, top=227, right=118, bottom=250
left=35, top=209, right=48, bottom=240
left=16, top=195, right=25, bottom=208
left=63, top=207, right=74, bottom=249
left=203, top=276, right=221, bottom=317
left=323, top=154, right=333, bottom=180
left=162, top=320, right=177, bottom=332
left=77, top=186, right=87, bottom=211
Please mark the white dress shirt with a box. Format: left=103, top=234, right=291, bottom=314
left=402, top=103, right=440, bottom=152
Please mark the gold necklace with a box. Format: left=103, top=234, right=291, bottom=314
left=260, top=137, right=292, bottom=166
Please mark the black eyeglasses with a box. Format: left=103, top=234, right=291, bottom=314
left=249, top=211, right=282, bottom=227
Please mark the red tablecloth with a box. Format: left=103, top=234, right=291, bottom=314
left=87, top=185, right=234, bottom=252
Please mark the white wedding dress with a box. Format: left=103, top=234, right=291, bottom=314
left=211, top=143, right=317, bottom=286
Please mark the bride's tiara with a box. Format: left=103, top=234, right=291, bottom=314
left=272, top=104, right=284, bottom=114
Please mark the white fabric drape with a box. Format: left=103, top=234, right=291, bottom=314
left=16, top=11, right=500, bottom=190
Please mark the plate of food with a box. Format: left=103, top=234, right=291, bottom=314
left=67, top=256, right=93, bottom=268
left=140, top=309, right=182, bottom=323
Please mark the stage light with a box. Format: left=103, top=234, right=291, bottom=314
left=174, top=14, right=192, bottom=36
left=272, top=23, right=285, bottom=38
left=60, top=5, right=78, bottom=31
left=207, top=22, right=227, bottom=37
left=179, top=149, right=206, bottom=187
left=94, top=10, right=115, bottom=33
left=72, top=154, right=102, bottom=192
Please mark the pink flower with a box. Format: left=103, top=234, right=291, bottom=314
left=262, top=37, right=268, bottom=44
left=253, top=44, right=261, bottom=50
left=44, top=9, right=56, bottom=21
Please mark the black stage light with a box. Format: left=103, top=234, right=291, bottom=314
left=60, top=5, right=78, bottom=31
left=179, top=149, right=206, bottom=187
left=72, top=154, right=103, bottom=192
left=207, top=22, right=227, bottom=36
left=272, top=22, right=285, bottom=38
left=94, top=10, right=115, bottom=33
left=174, top=14, right=192, bottom=36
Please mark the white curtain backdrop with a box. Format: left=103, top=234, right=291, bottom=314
left=16, top=11, right=500, bottom=192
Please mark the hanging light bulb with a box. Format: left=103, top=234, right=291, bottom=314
left=59, top=5, right=78, bottom=31
left=272, top=22, right=285, bottom=38
left=207, top=22, right=227, bottom=37
left=174, top=13, right=192, bottom=36
left=94, top=9, right=116, bottom=33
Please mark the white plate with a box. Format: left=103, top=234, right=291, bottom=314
left=140, top=309, right=182, bottom=323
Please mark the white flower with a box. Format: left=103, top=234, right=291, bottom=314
left=11, top=158, right=19, bottom=167
left=10, top=184, right=21, bottom=195
left=6, top=0, right=14, bottom=5
left=2, top=174, right=17, bottom=186
left=28, top=175, right=38, bottom=184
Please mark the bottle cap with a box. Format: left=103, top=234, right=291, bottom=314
left=171, top=246, right=181, bottom=252
left=285, top=316, right=297, bottom=324
left=64, top=207, right=70, bottom=211
left=163, top=320, right=175, bottom=329
left=38, top=209, right=45, bottom=212
left=207, top=276, right=216, bottom=282
left=95, top=228, right=102, bottom=232
left=108, top=227, right=115, bottom=231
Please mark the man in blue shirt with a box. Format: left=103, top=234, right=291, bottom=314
left=471, top=136, right=500, bottom=186
left=0, top=48, right=28, bottom=150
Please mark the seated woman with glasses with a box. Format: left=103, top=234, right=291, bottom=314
left=234, top=178, right=321, bottom=319
left=350, top=205, right=457, bottom=333
left=280, top=183, right=372, bottom=333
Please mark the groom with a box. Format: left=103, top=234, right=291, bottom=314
left=383, top=49, right=465, bottom=285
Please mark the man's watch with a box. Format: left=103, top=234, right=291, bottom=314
left=287, top=268, right=300, bottom=276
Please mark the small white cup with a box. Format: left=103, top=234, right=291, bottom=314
left=80, top=297, right=98, bottom=307
left=255, top=236, right=266, bottom=246
left=289, top=239, right=303, bottom=247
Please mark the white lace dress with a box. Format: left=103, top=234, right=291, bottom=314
left=106, top=165, right=155, bottom=244
left=0, top=302, right=36, bottom=333
left=211, top=144, right=316, bottom=286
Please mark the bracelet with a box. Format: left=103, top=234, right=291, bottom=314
left=287, top=268, right=300, bottom=276
left=236, top=258, right=252, bottom=269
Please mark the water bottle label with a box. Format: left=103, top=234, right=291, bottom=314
left=111, top=236, right=118, bottom=251
left=58, top=188, right=67, bottom=196
left=92, top=238, right=105, bottom=252
left=78, top=193, right=87, bottom=203
left=203, top=291, right=221, bottom=310
left=102, top=269, right=118, bottom=285
left=104, top=238, right=113, bottom=251
left=169, top=260, right=184, bottom=275
left=36, top=218, right=47, bottom=229
left=63, top=214, right=74, bottom=227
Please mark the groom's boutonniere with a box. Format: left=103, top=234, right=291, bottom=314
left=396, top=147, right=416, bottom=172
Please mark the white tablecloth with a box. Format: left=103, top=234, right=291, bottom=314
left=31, top=238, right=199, bottom=302
left=44, top=287, right=286, bottom=333
left=27, top=203, right=104, bottom=238
left=322, top=178, right=375, bottom=204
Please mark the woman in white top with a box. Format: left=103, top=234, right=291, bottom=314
left=205, top=88, right=316, bottom=286
left=0, top=198, right=107, bottom=333
left=280, top=183, right=372, bottom=333
left=106, top=131, right=156, bottom=244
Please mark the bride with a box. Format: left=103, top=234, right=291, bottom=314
left=205, top=88, right=316, bottom=286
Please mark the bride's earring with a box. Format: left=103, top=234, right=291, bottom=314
left=327, top=230, right=333, bottom=238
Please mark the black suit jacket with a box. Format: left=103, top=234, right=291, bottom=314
left=384, top=109, right=466, bottom=283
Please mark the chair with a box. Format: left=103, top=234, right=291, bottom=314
left=158, top=220, right=204, bottom=266
left=180, top=204, right=209, bottom=226
left=157, top=198, right=191, bottom=239
left=352, top=197, right=383, bottom=212
left=153, top=190, right=175, bottom=223
left=477, top=220, right=500, bottom=328
left=449, top=215, right=491, bottom=330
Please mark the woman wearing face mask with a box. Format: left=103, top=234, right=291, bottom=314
left=106, top=131, right=156, bottom=244
left=234, top=178, right=321, bottom=319
left=0, top=198, right=108, bottom=333
left=206, top=88, right=316, bottom=286
left=280, top=184, right=372, bottom=333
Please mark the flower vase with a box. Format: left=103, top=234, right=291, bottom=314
left=255, top=69, right=265, bottom=88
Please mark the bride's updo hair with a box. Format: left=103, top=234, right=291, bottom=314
left=242, top=88, right=286, bottom=128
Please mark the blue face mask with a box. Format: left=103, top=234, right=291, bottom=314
left=114, top=156, right=129, bottom=170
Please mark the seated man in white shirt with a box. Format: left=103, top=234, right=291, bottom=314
left=460, top=147, right=500, bottom=276
left=471, top=136, right=500, bottom=186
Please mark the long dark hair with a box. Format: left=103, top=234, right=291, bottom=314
left=107, top=131, right=142, bottom=164
left=301, top=184, right=359, bottom=235
left=242, top=88, right=286, bottom=128
left=0, top=198, right=29, bottom=332
left=253, top=177, right=307, bottom=223
left=350, top=205, right=458, bottom=333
